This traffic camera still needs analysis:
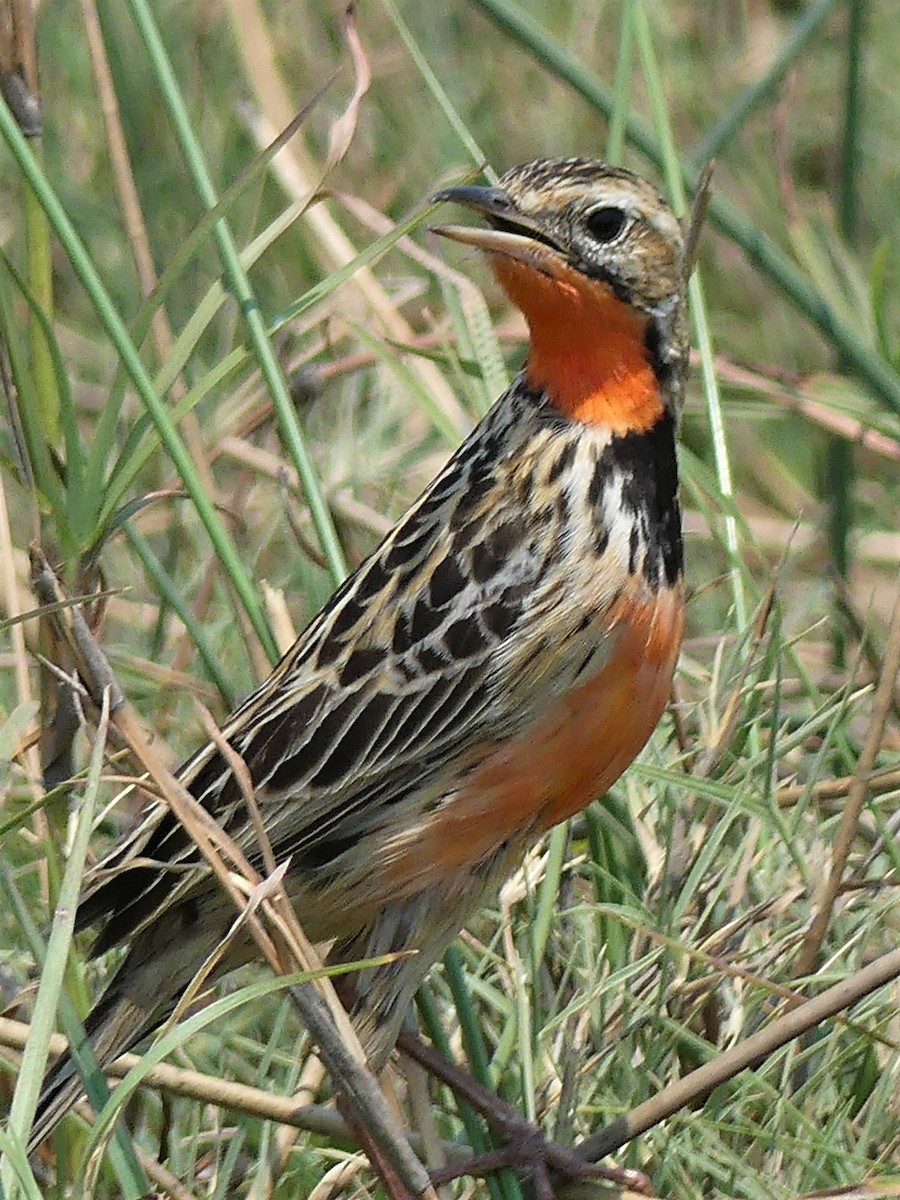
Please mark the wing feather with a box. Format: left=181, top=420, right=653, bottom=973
left=78, top=397, right=564, bottom=950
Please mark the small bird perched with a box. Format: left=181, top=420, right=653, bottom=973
left=31, top=156, right=691, bottom=1151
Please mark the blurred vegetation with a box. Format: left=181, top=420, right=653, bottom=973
left=0, top=1, right=897, bottom=1198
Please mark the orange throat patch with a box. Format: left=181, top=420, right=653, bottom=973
left=491, top=255, right=663, bottom=434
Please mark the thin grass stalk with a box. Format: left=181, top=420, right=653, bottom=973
left=124, top=522, right=234, bottom=704
left=100, top=350, right=245, bottom=530
left=530, top=824, right=569, bottom=967
left=78, top=0, right=216, bottom=517
left=0, top=694, right=149, bottom=1200
left=576, top=942, right=900, bottom=1162
left=519, top=829, right=569, bottom=1128
left=631, top=3, right=748, bottom=636
left=87, top=75, right=336, bottom=499
left=828, top=0, right=867, bottom=666
left=126, top=0, right=348, bottom=593
left=70, top=972, right=345, bottom=1200
left=23, top=175, right=58, bottom=445
left=0, top=100, right=276, bottom=660
left=0, top=256, right=67, bottom=532
left=437, top=278, right=507, bottom=417
left=380, top=0, right=494, bottom=179
left=12, top=0, right=60, bottom=450
left=0, top=473, right=40, bottom=792
left=693, top=0, right=842, bottom=164
left=606, top=0, right=635, bottom=165
left=0, top=250, right=88, bottom=541
left=0, top=1013, right=482, bottom=1161
left=0, top=812, right=153, bottom=1189
left=795, top=582, right=900, bottom=976
left=827, top=438, right=854, bottom=667
left=347, top=321, right=463, bottom=445
left=839, top=1, right=866, bottom=240
left=583, top=805, right=630, bottom=969
left=466, top=0, right=900, bottom=418
left=0, top=1127, right=42, bottom=1200
left=442, top=947, right=524, bottom=1200
left=415, top=988, right=507, bottom=1200
left=272, top=202, right=441, bottom=331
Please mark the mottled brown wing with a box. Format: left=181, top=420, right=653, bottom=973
left=77, top=395, right=572, bottom=952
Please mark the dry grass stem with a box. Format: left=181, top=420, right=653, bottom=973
left=576, top=944, right=900, bottom=1162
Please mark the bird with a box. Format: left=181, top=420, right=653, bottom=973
left=30, top=155, right=691, bottom=1155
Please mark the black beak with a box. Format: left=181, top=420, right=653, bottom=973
left=431, top=184, right=517, bottom=221
left=432, top=182, right=566, bottom=268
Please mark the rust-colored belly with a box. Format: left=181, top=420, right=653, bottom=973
left=384, top=585, right=684, bottom=889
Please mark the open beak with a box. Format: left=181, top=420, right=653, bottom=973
left=432, top=183, right=568, bottom=275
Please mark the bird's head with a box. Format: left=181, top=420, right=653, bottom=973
left=434, top=157, right=697, bottom=431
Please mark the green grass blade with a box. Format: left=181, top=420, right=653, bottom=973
left=126, top=0, right=348, bottom=588
left=23, top=161, right=59, bottom=449
left=0, top=256, right=69, bottom=538
left=124, top=521, right=235, bottom=704
left=348, top=322, right=461, bottom=445
left=0, top=93, right=277, bottom=660
left=0, top=1125, right=44, bottom=1200
left=72, top=964, right=369, bottom=1194
left=828, top=0, right=868, bottom=665
left=0, top=249, right=88, bottom=541
left=379, top=0, right=495, bottom=179
left=442, top=947, right=524, bottom=1200
left=0, top=696, right=149, bottom=1199
left=415, top=987, right=506, bottom=1200
left=606, top=0, right=635, bottom=164
left=632, top=3, right=748, bottom=633
left=441, top=273, right=509, bottom=414
left=86, top=76, right=333, bottom=487
left=272, top=202, right=438, bottom=331
left=693, top=0, right=841, bottom=164
left=98, top=348, right=245, bottom=534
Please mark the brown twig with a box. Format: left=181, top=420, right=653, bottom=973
left=575, top=944, right=900, bottom=1162
left=711, top=355, right=900, bottom=463
left=775, top=765, right=900, bottom=807
left=0, top=1018, right=469, bottom=1166
left=0, top=1017, right=333, bottom=1138
left=399, top=1031, right=650, bottom=1197
left=131, top=1150, right=197, bottom=1200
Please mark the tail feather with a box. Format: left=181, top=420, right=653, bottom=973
left=28, top=896, right=230, bottom=1153
left=27, top=984, right=156, bottom=1154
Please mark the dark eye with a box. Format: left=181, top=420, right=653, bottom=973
left=585, top=206, right=627, bottom=243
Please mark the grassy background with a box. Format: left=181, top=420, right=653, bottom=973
left=0, top=1, right=898, bottom=1198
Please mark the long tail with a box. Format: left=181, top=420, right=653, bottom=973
left=28, top=976, right=161, bottom=1154
left=28, top=889, right=234, bottom=1153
